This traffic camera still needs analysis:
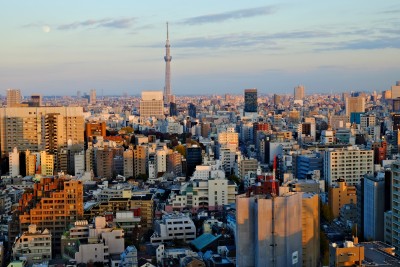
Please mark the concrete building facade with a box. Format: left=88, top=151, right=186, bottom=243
left=324, top=146, right=374, bottom=186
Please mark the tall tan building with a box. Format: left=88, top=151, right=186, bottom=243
left=95, top=147, right=114, bottom=178
left=90, top=89, right=96, bottom=104
left=6, top=89, right=21, bottom=107
left=218, top=130, right=239, bottom=152
left=25, top=150, right=38, bottom=175
left=294, top=85, right=305, bottom=100
left=0, top=107, right=85, bottom=157
left=134, top=145, right=148, bottom=177
left=167, top=151, right=182, bottom=175
left=328, top=180, right=357, bottom=218
left=140, top=91, right=164, bottom=120
left=123, top=149, right=134, bottom=178
left=40, top=151, right=54, bottom=176
left=345, top=96, right=365, bottom=116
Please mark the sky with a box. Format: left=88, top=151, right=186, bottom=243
left=1, top=1, right=400, bottom=96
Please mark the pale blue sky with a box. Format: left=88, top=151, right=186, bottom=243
left=1, top=1, right=400, bottom=96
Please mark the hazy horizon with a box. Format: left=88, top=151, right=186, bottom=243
left=1, top=1, right=400, bottom=95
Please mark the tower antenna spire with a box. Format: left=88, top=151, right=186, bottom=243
left=166, top=21, right=169, bottom=40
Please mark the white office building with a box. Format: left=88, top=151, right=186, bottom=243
left=150, top=213, right=196, bottom=244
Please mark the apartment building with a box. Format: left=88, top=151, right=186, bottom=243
left=0, top=107, right=84, bottom=157
left=150, top=213, right=196, bottom=245
left=13, top=178, right=83, bottom=255
left=324, top=146, right=374, bottom=186
left=328, top=180, right=357, bottom=218
left=61, top=217, right=124, bottom=264
left=166, top=166, right=237, bottom=212
left=130, top=194, right=154, bottom=229
left=12, top=224, right=52, bottom=265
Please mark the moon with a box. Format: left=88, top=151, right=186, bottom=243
left=42, top=26, right=51, bottom=33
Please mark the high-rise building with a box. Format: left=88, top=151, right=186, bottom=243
left=273, top=94, right=281, bottom=106
left=294, top=85, right=305, bottom=100
left=0, top=107, right=85, bottom=158
left=25, top=150, right=38, bottom=176
left=217, top=130, right=239, bottom=154
left=169, top=102, right=177, bottom=116
left=388, top=160, right=400, bottom=250
left=167, top=151, right=182, bottom=175
left=328, top=180, right=357, bottom=218
left=186, top=145, right=202, bottom=178
left=236, top=193, right=304, bottom=267
left=391, top=81, right=400, bottom=99
left=12, top=178, right=83, bottom=255
left=40, top=151, right=54, bottom=176
left=29, top=94, right=42, bottom=107
left=139, top=91, right=164, bottom=120
left=134, top=145, right=148, bottom=178
left=123, top=149, right=134, bottom=178
left=9, top=147, right=20, bottom=177
left=164, top=22, right=173, bottom=105
left=90, top=89, right=96, bottom=104
left=188, top=103, right=196, bottom=118
left=95, top=147, right=114, bottom=178
left=363, top=173, right=386, bottom=241
left=324, top=146, right=374, bottom=186
left=244, top=89, right=258, bottom=113
left=345, top=96, right=365, bottom=116
left=6, top=89, right=21, bottom=107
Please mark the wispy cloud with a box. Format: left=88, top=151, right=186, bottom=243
left=171, top=30, right=332, bottom=49
left=380, top=8, right=400, bottom=14
left=180, top=5, right=276, bottom=25
left=335, top=37, right=400, bottom=50
left=58, top=18, right=136, bottom=30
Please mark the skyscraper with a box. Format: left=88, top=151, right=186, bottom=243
left=90, top=89, right=96, bottom=104
left=294, top=85, right=305, bottom=100
left=6, top=89, right=21, bottom=107
left=164, top=22, right=172, bottom=105
left=244, top=89, right=257, bottom=113
left=188, top=103, right=196, bottom=118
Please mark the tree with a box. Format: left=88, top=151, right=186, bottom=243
left=120, top=126, right=134, bottom=134
left=228, top=174, right=240, bottom=184
left=320, top=202, right=333, bottom=223
left=174, top=145, right=186, bottom=157
left=136, top=173, right=148, bottom=181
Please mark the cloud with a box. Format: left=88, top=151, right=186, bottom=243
left=335, top=37, right=400, bottom=50
left=180, top=5, right=276, bottom=25
left=58, top=18, right=135, bottom=30
left=171, top=30, right=334, bottom=49
left=380, top=9, right=400, bottom=14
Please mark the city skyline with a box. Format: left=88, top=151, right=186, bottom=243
left=1, top=1, right=400, bottom=95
